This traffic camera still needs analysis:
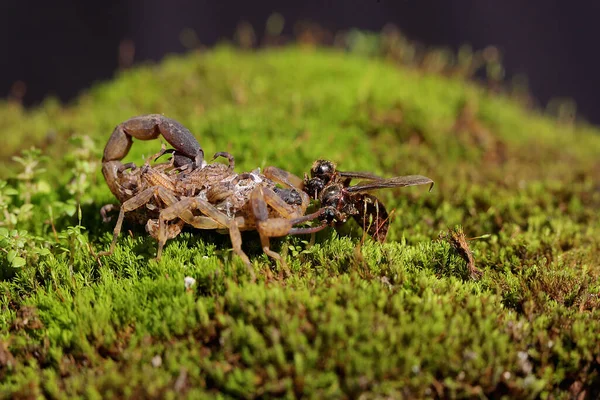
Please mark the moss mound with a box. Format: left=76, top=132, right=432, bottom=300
left=1, top=45, right=599, bottom=398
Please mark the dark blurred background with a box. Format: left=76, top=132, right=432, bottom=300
left=3, top=1, right=600, bottom=124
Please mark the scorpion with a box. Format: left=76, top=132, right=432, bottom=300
left=99, top=114, right=327, bottom=276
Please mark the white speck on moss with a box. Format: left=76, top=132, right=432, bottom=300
left=517, top=351, right=533, bottom=374
left=184, top=276, right=196, bottom=289
left=151, top=355, right=162, bottom=368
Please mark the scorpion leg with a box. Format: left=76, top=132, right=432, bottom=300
left=263, top=166, right=304, bottom=189
left=143, top=187, right=204, bottom=257
left=263, top=166, right=311, bottom=211
left=157, top=197, right=255, bottom=280
left=248, top=186, right=303, bottom=274
left=98, top=185, right=183, bottom=258
left=249, top=186, right=290, bottom=275
left=248, top=186, right=330, bottom=275
left=98, top=186, right=159, bottom=257
left=144, top=143, right=169, bottom=165
left=146, top=218, right=186, bottom=244
left=258, top=186, right=305, bottom=220
left=117, top=162, right=138, bottom=173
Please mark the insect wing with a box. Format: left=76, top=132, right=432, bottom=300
left=338, top=171, right=383, bottom=181
left=345, top=175, right=434, bottom=193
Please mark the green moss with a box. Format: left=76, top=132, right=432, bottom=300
left=1, top=45, right=599, bottom=398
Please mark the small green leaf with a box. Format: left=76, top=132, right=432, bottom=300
left=11, top=257, right=26, bottom=268
left=19, top=204, right=34, bottom=214
left=64, top=204, right=77, bottom=217
left=4, top=187, right=19, bottom=196
left=33, top=247, right=51, bottom=256
left=7, top=250, right=17, bottom=263
left=36, top=180, right=52, bottom=193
